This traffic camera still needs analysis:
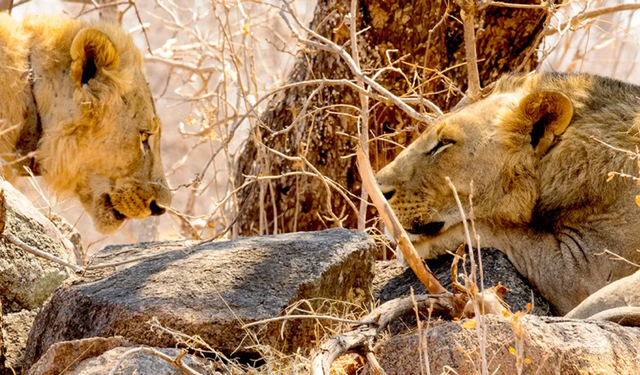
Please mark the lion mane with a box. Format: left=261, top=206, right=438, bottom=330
left=0, top=14, right=171, bottom=234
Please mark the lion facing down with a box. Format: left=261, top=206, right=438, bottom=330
left=0, top=14, right=171, bottom=234
left=376, top=73, right=640, bottom=315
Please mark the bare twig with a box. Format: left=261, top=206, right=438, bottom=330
left=357, top=142, right=446, bottom=294
left=279, top=0, right=434, bottom=124
left=455, top=0, right=482, bottom=99
left=242, top=314, right=371, bottom=329
left=544, top=3, right=640, bottom=36
left=5, top=233, right=84, bottom=273
left=309, top=293, right=463, bottom=375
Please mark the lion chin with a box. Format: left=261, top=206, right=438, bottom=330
left=87, top=194, right=129, bottom=235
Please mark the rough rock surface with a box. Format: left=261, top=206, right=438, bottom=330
left=24, top=228, right=376, bottom=368
left=2, top=309, right=36, bottom=373
left=0, top=302, right=4, bottom=374
left=374, top=248, right=552, bottom=316
left=0, top=181, right=74, bottom=313
left=366, top=315, right=640, bottom=375
left=26, top=337, right=129, bottom=375
left=29, top=344, right=208, bottom=375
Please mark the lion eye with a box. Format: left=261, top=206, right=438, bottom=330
left=427, top=138, right=455, bottom=156
left=140, top=131, right=151, bottom=151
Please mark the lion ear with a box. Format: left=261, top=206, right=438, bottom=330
left=70, top=28, right=120, bottom=89
left=517, top=91, right=573, bottom=156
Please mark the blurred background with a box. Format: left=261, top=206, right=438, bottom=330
left=4, top=0, right=640, bottom=257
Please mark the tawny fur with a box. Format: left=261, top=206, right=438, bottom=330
left=0, top=14, right=170, bottom=234
left=377, top=72, right=640, bottom=314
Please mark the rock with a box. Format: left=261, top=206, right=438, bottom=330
left=374, top=248, right=552, bottom=316
left=366, top=315, right=640, bottom=375
left=0, top=302, right=4, bottom=374
left=28, top=343, right=210, bottom=375
left=0, top=181, right=74, bottom=313
left=47, top=213, right=84, bottom=266
left=24, top=228, right=376, bottom=368
left=2, top=309, right=36, bottom=373
left=26, top=337, right=129, bottom=375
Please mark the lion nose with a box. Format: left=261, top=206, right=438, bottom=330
left=379, top=186, right=395, bottom=201
left=149, top=200, right=166, bottom=216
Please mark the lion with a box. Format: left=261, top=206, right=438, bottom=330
left=0, top=14, right=171, bottom=234
left=376, top=72, right=640, bottom=315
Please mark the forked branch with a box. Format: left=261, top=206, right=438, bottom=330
left=309, top=294, right=464, bottom=375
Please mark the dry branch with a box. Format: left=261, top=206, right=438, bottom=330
left=5, top=233, right=84, bottom=273
left=356, top=146, right=446, bottom=294
left=309, top=293, right=464, bottom=375
left=455, top=0, right=482, bottom=99
left=278, top=0, right=435, bottom=124
left=544, top=3, right=640, bottom=36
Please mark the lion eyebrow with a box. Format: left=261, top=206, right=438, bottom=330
left=435, top=121, right=447, bottom=135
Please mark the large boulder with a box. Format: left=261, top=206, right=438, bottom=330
left=0, top=181, right=74, bottom=313
left=366, top=315, right=640, bottom=374
left=24, top=228, right=376, bottom=369
left=374, top=248, right=552, bottom=316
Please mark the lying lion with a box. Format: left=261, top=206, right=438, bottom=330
left=0, top=14, right=171, bottom=234
left=377, top=72, right=640, bottom=315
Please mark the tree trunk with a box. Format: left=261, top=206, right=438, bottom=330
left=234, top=0, right=548, bottom=236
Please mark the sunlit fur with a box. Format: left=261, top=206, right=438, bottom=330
left=377, top=72, right=640, bottom=314
left=0, top=14, right=171, bottom=234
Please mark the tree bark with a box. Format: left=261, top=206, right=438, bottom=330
left=234, top=0, right=549, bottom=236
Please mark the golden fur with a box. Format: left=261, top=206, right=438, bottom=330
left=0, top=14, right=171, bottom=233
left=377, top=72, right=640, bottom=314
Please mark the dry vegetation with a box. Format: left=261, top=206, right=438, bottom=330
left=4, top=0, right=640, bottom=373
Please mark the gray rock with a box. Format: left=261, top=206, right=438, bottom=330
left=26, top=337, right=130, bottom=375
left=2, top=309, right=36, bottom=373
left=0, top=302, right=4, bottom=374
left=366, top=315, right=640, bottom=375
left=24, top=228, right=376, bottom=368
left=374, top=248, right=552, bottom=316
left=0, top=181, right=74, bottom=313
left=28, top=342, right=209, bottom=375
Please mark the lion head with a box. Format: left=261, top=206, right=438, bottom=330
left=19, top=18, right=172, bottom=234
left=376, top=77, right=574, bottom=259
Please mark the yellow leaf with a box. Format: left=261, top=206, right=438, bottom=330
left=524, top=358, right=531, bottom=364
left=636, top=195, right=640, bottom=207
left=242, top=24, right=251, bottom=35
left=461, top=319, right=477, bottom=329
left=501, top=310, right=511, bottom=318
left=509, top=347, right=517, bottom=355
left=606, top=172, right=615, bottom=182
